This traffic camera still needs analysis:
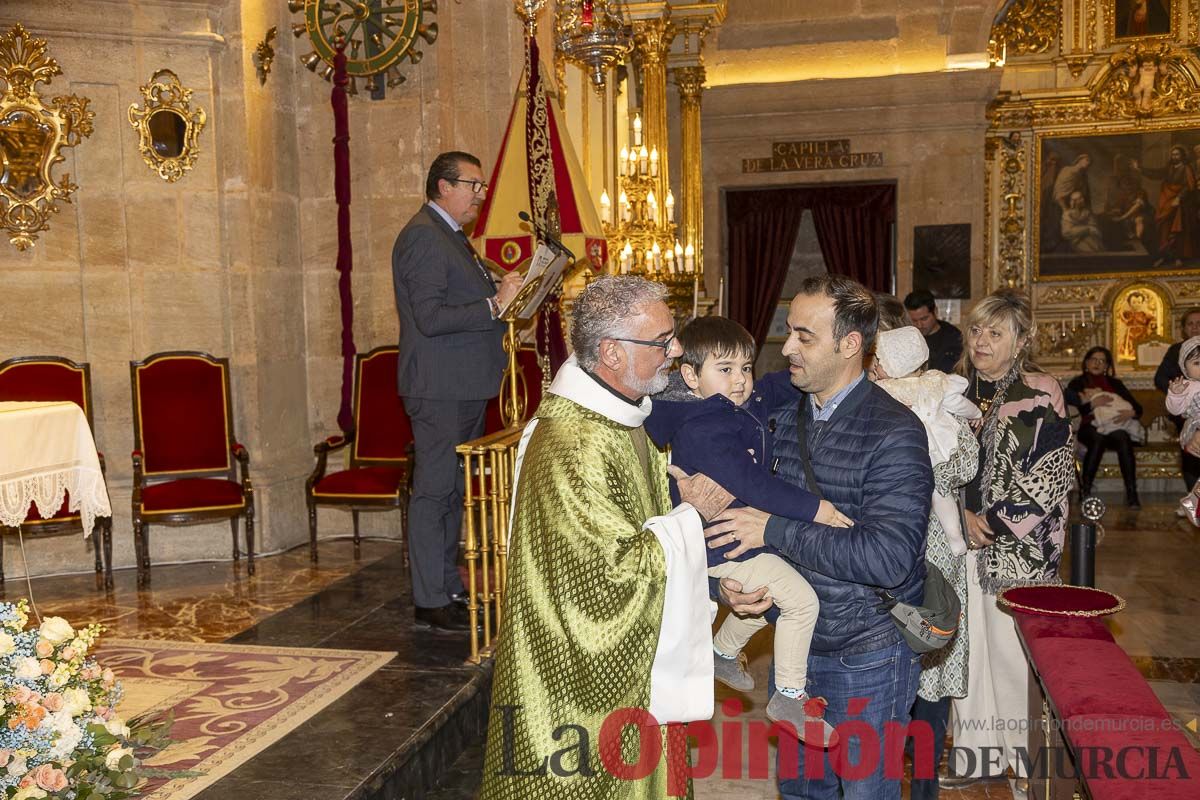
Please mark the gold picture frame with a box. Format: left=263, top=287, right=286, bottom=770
left=1108, top=0, right=1179, bottom=45
left=1034, top=125, right=1200, bottom=281
left=1111, top=282, right=1170, bottom=363
left=128, top=69, right=207, bottom=183
left=0, top=24, right=93, bottom=251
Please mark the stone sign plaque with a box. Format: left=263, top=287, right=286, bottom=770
left=742, top=139, right=884, bottom=173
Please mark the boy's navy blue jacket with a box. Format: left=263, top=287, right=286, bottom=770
left=645, top=371, right=820, bottom=568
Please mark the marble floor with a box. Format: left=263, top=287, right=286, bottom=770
left=428, top=493, right=1200, bottom=799
left=18, top=493, right=1199, bottom=800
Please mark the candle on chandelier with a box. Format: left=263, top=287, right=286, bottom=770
left=674, top=241, right=683, bottom=271
left=618, top=146, right=628, bottom=177
left=650, top=148, right=659, bottom=177
left=581, top=0, right=594, bottom=26
left=652, top=241, right=662, bottom=272
left=647, top=190, right=658, bottom=224
left=644, top=249, right=654, bottom=272
left=639, top=146, right=649, bottom=176
left=620, top=241, right=632, bottom=273
left=684, top=242, right=695, bottom=273
left=1061, top=319, right=1067, bottom=337
left=619, top=190, right=630, bottom=223
left=633, top=114, right=643, bottom=147
left=665, top=191, right=675, bottom=225
left=599, top=190, right=611, bottom=225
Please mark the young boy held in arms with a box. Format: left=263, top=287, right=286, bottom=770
left=646, top=316, right=851, bottom=746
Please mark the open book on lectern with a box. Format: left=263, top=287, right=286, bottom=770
left=497, top=243, right=571, bottom=321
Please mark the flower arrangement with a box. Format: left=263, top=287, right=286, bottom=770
left=0, top=601, right=170, bottom=800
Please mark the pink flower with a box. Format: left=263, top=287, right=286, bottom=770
left=80, top=666, right=99, bottom=681
left=59, top=647, right=75, bottom=662
left=32, top=764, right=67, bottom=792
left=38, top=659, right=54, bottom=675
left=34, top=641, right=52, bottom=659
left=42, top=694, right=63, bottom=712
left=11, top=687, right=33, bottom=705
left=95, top=705, right=109, bottom=718
left=0, top=749, right=12, bottom=767
left=17, top=775, right=34, bottom=789
left=101, top=668, right=115, bottom=686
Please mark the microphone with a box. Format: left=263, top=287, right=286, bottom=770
left=518, top=210, right=576, bottom=261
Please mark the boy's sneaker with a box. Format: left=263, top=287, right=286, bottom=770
left=712, top=651, right=754, bottom=692
left=766, top=692, right=839, bottom=748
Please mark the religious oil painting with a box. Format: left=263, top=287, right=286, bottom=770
left=1113, top=0, right=1173, bottom=40
left=913, top=224, right=971, bottom=299
left=1111, top=283, right=1168, bottom=363
left=1036, top=130, right=1200, bottom=279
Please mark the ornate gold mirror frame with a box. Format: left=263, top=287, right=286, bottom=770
left=0, top=24, right=94, bottom=251
left=128, top=69, right=207, bottom=183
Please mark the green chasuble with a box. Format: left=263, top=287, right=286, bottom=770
left=479, top=381, right=693, bottom=799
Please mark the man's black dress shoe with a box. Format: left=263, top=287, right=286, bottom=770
left=449, top=591, right=470, bottom=608
left=414, top=604, right=470, bottom=632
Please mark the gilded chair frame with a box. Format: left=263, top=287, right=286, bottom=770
left=0, top=355, right=112, bottom=588
left=129, top=350, right=254, bottom=584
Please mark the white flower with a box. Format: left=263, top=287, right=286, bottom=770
left=105, top=746, right=133, bottom=771
left=13, top=657, right=40, bottom=680
left=48, top=713, right=82, bottom=760
left=38, top=617, right=73, bottom=644
left=47, top=666, right=69, bottom=689
left=7, top=754, right=27, bottom=776
left=61, top=687, right=91, bottom=716
left=104, top=718, right=130, bottom=738
left=0, top=632, right=15, bottom=656
left=12, top=787, right=47, bottom=800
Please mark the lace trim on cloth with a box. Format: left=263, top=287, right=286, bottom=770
left=0, top=465, right=109, bottom=536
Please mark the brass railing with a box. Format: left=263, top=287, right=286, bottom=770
left=457, top=426, right=523, bottom=664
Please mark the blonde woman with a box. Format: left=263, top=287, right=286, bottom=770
left=948, top=289, right=1074, bottom=796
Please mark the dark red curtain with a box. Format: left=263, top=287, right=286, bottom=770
left=727, top=190, right=806, bottom=350
left=808, top=185, right=895, bottom=294
left=726, top=184, right=894, bottom=351
left=332, top=43, right=356, bottom=435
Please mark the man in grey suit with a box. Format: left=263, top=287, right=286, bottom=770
left=393, top=151, right=522, bottom=632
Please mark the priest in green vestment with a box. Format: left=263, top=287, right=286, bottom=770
left=480, top=276, right=710, bottom=799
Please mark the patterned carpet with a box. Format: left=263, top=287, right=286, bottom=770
left=97, top=639, right=395, bottom=800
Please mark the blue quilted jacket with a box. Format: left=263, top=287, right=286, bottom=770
left=758, top=370, right=933, bottom=655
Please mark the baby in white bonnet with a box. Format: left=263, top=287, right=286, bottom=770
left=871, top=326, right=981, bottom=556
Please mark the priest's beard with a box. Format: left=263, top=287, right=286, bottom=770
left=623, top=362, right=671, bottom=398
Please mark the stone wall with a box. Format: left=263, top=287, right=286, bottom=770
left=700, top=69, right=1001, bottom=309
left=0, top=0, right=533, bottom=577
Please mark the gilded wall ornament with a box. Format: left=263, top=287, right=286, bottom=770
left=128, top=70, right=207, bottom=183
left=1091, top=43, right=1200, bottom=119
left=1173, top=281, right=1200, bottom=298
left=1039, top=285, right=1101, bottom=304
left=0, top=24, right=94, bottom=251
left=254, top=27, right=277, bottom=86
left=997, top=134, right=1028, bottom=289
left=990, top=0, right=1059, bottom=61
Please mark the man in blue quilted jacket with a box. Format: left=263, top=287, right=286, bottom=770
left=707, top=274, right=933, bottom=799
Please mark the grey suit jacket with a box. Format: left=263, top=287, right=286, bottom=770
left=392, top=204, right=506, bottom=400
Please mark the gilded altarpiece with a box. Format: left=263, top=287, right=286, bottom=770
left=986, top=0, right=1200, bottom=481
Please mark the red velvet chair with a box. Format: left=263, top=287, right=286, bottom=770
left=483, top=346, right=548, bottom=434
left=0, top=356, right=113, bottom=588
left=306, top=346, right=413, bottom=563
left=130, top=351, right=254, bottom=583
